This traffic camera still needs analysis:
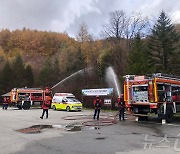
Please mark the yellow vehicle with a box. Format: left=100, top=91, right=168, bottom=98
left=51, top=93, right=82, bottom=111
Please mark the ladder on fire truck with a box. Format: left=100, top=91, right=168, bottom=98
left=152, top=73, right=180, bottom=81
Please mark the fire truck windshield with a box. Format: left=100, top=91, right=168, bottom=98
left=132, top=85, right=148, bottom=102
left=133, top=86, right=148, bottom=92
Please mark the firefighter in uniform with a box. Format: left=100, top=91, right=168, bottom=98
left=118, top=94, right=125, bottom=121
left=2, top=97, right=8, bottom=110
left=40, top=97, right=50, bottom=119
left=93, top=95, right=102, bottom=120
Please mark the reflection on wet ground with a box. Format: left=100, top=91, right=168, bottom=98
left=65, top=124, right=100, bottom=132
left=16, top=124, right=100, bottom=134
left=17, top=125, right=53, bottom=134
left=16, top=114, right=180, bottom=134
left=16, top=114, right=116, bottom=134
left=95, top=137, right=106, bottom=140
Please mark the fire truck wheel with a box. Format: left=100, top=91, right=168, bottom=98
left=66, top=106, right=70, bottom=112
left=52, top=105, right=56, bottom=110
left=165, top=105, right=174, bottom=123
left=17, top=104, right=22, bottom=110
left=23, top=101, right=31, bottom=110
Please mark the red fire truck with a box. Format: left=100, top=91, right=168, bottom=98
left=10, top=87, right=52, bottom=110
left=124, top=73, right=180, bottom=122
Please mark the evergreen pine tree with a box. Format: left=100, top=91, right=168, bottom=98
left=38, top=58, right=53, bottom=87
left=0, top=61, right=13, bottom=93
left=127, top=34, right=152, bottom=75
left=24, top=64, right=34, bottom=87
left=148, top=11, right=179, bottom=74
left=11, top=54, right=26, bottom=88
left=170, top=39, right=180, bottom=75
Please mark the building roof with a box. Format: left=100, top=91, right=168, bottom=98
left=1, top=92, right=11, bottom=97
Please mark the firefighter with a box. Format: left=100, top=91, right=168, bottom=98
left=118, top=94, right=125, bottom=121
left=25, top=93, right=30, bottom=101
left=7, top=97, right=11, bottom=107
left=2, top=97, right=8, bottom=110
left=40, top=97, right=50, bottom=119
left=93, top=95, right=102, bottom=120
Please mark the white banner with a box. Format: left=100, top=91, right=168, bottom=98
left=82, top=88, right=113, bottom=96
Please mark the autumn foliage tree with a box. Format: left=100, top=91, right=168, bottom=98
left=0, top=10, right=179, bottom=97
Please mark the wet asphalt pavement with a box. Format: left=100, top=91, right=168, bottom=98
left=13, top=119, right=180, bottom=154
left=1, top=107, right=180, bottom=154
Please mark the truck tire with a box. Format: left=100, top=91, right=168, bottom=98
left=17, top=104, right=22, bottom=110
left=165, top=105, right=174, bottom=123
left=23, top=101, right=31, bottom=110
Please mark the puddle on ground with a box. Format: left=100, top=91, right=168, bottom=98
left=16, top=125, right=53, bottom=134
left=83, top=126, right=100, bottom=131
left=95, top=137, right=106, bottom=140
left=65, top=125, right=82, bottom=131
left=65, top=124, right=100, bottom=132
left=16, top=124, right=100, bottom=134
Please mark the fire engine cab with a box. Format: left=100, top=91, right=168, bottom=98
left=124, top=73, right=180, bottom=122
left=10, top=87, right=52, bottom=110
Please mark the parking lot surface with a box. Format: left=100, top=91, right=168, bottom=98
left=1, top=107, right=180, bottom=154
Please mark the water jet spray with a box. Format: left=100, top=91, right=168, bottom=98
left=105, top=66, right=121, bottom=97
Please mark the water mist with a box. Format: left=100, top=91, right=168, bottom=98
left=105, top=66, right=121, bottom=97
left=51, top=67, right=93, bottom=89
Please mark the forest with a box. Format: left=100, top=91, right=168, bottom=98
left=0, top=10, right=179, bottom=96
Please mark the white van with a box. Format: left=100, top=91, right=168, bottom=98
left=51, top=93, right=82, bottom=111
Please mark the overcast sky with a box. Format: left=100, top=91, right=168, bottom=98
left=0, top=0, right=179, bottom=38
